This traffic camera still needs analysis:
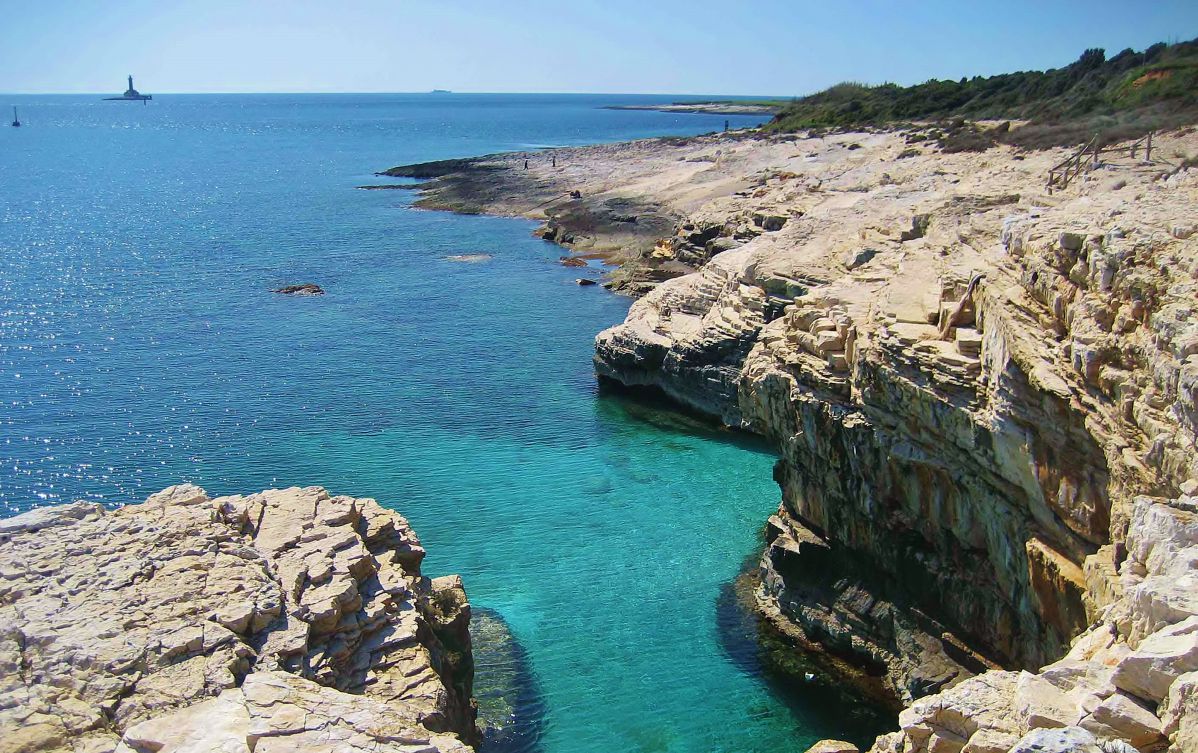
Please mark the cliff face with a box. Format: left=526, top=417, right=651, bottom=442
left=594, top=128, right=1198, bottom=750
left=872, top=493, right=1198, bottom=753
left=0, top=485, right=477, bottom=753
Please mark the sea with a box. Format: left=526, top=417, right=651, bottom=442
left=0, top=93, right=881, bottom=752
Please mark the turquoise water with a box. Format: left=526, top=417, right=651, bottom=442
left=0, top=94, right=864, bottom=751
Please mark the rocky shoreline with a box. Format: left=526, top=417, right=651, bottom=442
left=603, top=102, right=783, bottom=116
left=0, top=485, right=477, bottom=753
left=379, top=131, right=774, bottom=294
left=392, top=126, right=1198, bottom=752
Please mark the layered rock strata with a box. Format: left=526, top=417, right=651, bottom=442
left=586, top=127, right=1197, bottom=751
left=0, top=485, right=477, bottom=753
left=871, top=493, right=1198, bottom=753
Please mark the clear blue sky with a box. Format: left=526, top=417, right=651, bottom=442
left=2, top=0, right=1196, bottom=95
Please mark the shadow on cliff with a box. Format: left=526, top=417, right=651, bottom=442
left=472, top=607, right=547, bottom=753
left=595, top=380, right=773, bottom=453
left=716, top=560, right=898, bottom=749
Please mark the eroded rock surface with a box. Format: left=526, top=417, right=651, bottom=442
left=0, top=485, right=476, bottom=753
left=872, top=495, right=1196, bottom=753
left=583, top=127, right=1198, bottom=751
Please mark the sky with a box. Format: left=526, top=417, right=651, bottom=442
left=1, top=0, right=1196, bottom=95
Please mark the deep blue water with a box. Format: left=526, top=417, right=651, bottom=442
left=0, top=94, right=862, bottom=752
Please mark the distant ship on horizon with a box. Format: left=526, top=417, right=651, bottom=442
left=104, top=75, right=152, bottom=103
left=430, top=89, right=452, bottom=94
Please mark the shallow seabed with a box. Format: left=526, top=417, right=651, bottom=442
left=0, top=94, right=866, bottom=752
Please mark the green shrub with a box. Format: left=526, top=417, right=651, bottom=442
left=766, top=37, right=1198, bottom=146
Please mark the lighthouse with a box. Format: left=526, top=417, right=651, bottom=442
left=104, top=75, right=153, bottom=103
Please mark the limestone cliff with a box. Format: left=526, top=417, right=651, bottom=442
left=870, top=493, right=1198, bottom=753
left=0, top=485, right=477, bottom=753
left=591, top=128, right=1198, bottom=751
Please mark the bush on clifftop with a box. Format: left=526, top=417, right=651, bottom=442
left=768, top=37, right=1198, bottom=145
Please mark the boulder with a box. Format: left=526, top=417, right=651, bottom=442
left=1008, top=726, right=1103, bottom=753
left=959, top=728, right=1019, bottom=753
left=1111, top=616, right=1198, bottom=702
left=1058, top=232, right=1086, bottom=252
left=1014, top=671, right=1083, bottom=730
left=1078, top=691, right=1164, bottom=749
left=1161, top=671, right=1198, bottom=752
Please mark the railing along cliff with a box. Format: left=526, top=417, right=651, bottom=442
left=1046, top=131, right=1155, bottom=192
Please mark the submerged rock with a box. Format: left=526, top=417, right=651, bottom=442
left=469, top=608, right=544, bottom=753
left=804, top=742, right=860, bottom=753
left=0, top=485, right=478, bottom=753
left=272, top=283, right=325, bottom=295
left=559, top=256, right=588, bottom=267
left=446, top=254, right=493, bottom=263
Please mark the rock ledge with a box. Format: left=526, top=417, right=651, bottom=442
left=0, top=485, right=477, bottom=753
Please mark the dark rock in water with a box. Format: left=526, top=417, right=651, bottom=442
left=715, top=568, right=897, bottom=749
left=356, top=184, right=424, bottom=190
left=559, top=256, right=587, bottom=268
left=576, top=278, right=598, bottom=286
left=470, top=608, right=544, bottom=753
left=273, top=283, right=325, bottom=296
left=537, top=223, right=575, bottom=245
left=379, top=157, right=507, bottom=179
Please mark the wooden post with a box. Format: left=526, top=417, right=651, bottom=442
left=1145, top=131, right=1153, bottom=162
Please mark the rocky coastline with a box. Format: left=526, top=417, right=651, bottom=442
left=603, top=102, right=783, bottom=116
left=393, top=126, right=1198, bottom=752
left=0, top=485, right=478, bottom=753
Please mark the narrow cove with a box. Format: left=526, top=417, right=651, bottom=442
left=0, top=95, right=877, bottom=753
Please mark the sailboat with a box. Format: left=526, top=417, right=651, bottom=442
left=104, top=75, right=152, bottom=103
left=10, top=107, right=19, bottom=127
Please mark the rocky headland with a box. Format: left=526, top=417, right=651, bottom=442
left=604, top=102, right=783, bottom=116
left=396, top=126, right=1198, bottom=752
left=0, top=485, right=477, bottom=753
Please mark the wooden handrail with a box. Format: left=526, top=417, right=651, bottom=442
left=1047, top=132, right=1155, bottom=193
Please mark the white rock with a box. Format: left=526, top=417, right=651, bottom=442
left=117, top=689, right=250, bottom=753
left=1078, top=691, right=1164, bottom=749
left=1161, top=671, right=1198, bottom=753
left=1009, top=726, right=1103, bottom=753
left=1111, top=616, right=1198, bottom=702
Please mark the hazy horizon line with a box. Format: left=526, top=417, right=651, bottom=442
left=1, top=90, right=792, bottom=98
